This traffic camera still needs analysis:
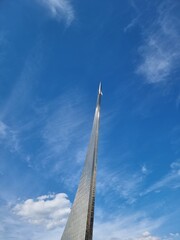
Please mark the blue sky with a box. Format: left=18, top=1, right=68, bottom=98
left=0, top=0, right=180, bottom=239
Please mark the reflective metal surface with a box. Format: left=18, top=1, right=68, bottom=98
left=61, top=83, right=102, bottom=240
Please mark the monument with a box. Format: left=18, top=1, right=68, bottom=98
left=61, top=83, right=102, bottom=240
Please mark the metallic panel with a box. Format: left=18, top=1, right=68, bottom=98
left=60, top=83, right=102, bottom=240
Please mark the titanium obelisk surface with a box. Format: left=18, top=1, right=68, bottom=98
left=61, top=83, right=102, bottom=240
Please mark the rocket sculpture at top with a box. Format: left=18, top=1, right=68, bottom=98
left=61, top=83, right=102, bottom=240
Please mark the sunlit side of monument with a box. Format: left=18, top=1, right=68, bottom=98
left=61, top=83, right=102, bottom=240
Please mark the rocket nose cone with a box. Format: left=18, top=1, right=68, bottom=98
left=98, top=82, right=103, bottom=95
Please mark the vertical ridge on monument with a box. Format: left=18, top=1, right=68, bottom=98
left=61, top=83, right=103, bottom=240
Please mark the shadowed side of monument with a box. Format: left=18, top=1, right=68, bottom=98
left=61, top=83, right=102, bottom=240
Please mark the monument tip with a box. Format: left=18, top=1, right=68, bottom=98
left=98, top=82, right=103, bottom=96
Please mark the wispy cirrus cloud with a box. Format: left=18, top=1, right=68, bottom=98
left=0, top=121, right=7, bottom=137
left=42, top=96, right=85, bottom=157
left=137, top=1, right=180, bottom=83
left=38, top=90, right=89, bottom=174
left=143, top=160, right=180, bottom=195
left=0, top=38, right=43, bottom=121
left=0, top=121, right=20, bottom=152
left=165, top=233, right=180, bottom=240
left=97, top=167, right=145, bottom=204
left=36, top=0, right=75, bottom=25
left=124, top=14, right=140, bottom=33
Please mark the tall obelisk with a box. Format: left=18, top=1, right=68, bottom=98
left=61, top=83, right=102, bottom=240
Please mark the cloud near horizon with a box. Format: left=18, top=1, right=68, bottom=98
left=137, top=231, right=160, bottom=240
left=94, top=211, right=164, bottom=240
left=12, top=193, right=164, bottom=240
left=13, top=193, right=71, bottom=230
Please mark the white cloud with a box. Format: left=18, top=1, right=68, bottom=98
left=0, top=205, right=64, bottom=240
left=137, top=232, right=160, bottom=240
left=13, top=193, right=71, bottom=230
left=94, top=211, right=164, bottom=240
left=141, top=165, right=148, bottom=174
left=37, top=0, right=75, bottom=25
left=162, top=232, right=180, bottom=240
left=169, top=233, right=180, bottom=239
left=1, top=203, right=166, bottom=240
left=143, top=160, right=180, bottom=195
left=137, top=2, right=180, bottom=83
left=169, top=233, right=180, bottom=237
